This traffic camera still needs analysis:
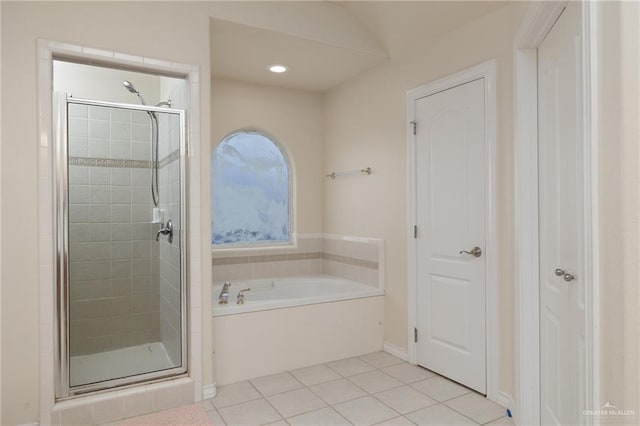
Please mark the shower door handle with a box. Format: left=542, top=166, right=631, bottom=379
left=156, top=219, right=173, bottom=243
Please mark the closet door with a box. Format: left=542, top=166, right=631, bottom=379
left=415, top=78, right=487, bottom=393
left=538, top=3, right=585, bottom=424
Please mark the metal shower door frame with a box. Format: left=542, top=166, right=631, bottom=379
left=53, top=93, right=189, bottom=399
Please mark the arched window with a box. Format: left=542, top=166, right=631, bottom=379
left=212, top=130, right=291, bottom=246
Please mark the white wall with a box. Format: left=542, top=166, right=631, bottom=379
left=212, top=77, right=324, bottom=235
left=53, top=61, right=163, bottom=104
left=596, top=1, right=640, bottom=420
left=322, top=4, right=529, bottom=398
left=1, top=3, right=211, bottom=424
left=0, top=2, right=3, bottom=422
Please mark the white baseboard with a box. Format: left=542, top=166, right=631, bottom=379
left=202, top=383, right=217, bottom=400
left=383, top=341, right=409, bottom=361
left=494, top=391, right=514, bottom=422
left=495, top=390, right=513, bottom=408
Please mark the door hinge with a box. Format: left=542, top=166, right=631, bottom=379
left=414, top=327, right=418, bottom=343
left=410, top=120, right=417, bottom=135
left=413, top=225, right=418, bottom=239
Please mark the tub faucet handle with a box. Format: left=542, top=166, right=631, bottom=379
left=237, top=288, right=251, bottom=305
left=218, top=281, right=231, bottom=304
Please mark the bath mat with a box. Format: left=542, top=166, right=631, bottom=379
left=117, top=403, right=214, bottom=426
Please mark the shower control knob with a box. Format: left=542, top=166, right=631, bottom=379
left=156, top=219, right=173, bottom=244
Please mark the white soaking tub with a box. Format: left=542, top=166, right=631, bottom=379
left=212, top=274, right=383, bottom=316
left=212, top=274, right=384, bottom=385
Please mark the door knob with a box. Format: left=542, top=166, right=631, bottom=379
left=555, top=268, right=575, bottom=282
left=459, top=246, right=482, bottom=257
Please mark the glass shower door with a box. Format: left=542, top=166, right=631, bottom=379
left=57, top=95, right=186, bottom=396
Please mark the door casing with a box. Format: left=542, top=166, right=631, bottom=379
left=35, top=40, right=204, bottom=423
left=406, top=60, right=500, bottom=404
left=514, top=1, right=599, bottom=425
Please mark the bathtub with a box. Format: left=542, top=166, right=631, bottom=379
left=212, top=274, right=384, bottom=385
left=212, top=274, right=383, bottom=316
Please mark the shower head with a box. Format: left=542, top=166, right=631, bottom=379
left=123, top=80, right=147, bottom=105
left=123, top=80, right=138, bottom=94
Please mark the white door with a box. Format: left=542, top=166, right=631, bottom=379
left=415, top=78, right=487, bottom=393
left=538, top=3, right=585, bottom=425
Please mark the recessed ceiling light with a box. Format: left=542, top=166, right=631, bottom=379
left=269, top=64, right=288, bottom=73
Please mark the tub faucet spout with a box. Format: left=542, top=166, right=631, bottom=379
left=219, top=281, right=231, bottom=304
left=237, top=288, right=251, bottom=305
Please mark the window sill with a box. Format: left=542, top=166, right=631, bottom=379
left=211, top=241, right=298, bottom=256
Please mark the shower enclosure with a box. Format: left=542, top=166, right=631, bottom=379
left=53, top=93, right=187, bottom=397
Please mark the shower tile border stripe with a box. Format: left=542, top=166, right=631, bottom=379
left=212, top=251, right=378, bottom=270
left=321, top=252, right=378, bottom=270
left=212, top=252, right=321, bottom=265
left=69, top=157, right=152, bottom=169
left=69, top=149, right=181, bottom=169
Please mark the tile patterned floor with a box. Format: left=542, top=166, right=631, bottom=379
left=200, top=352, right=514, bottom=426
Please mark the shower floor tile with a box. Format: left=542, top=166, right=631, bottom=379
left=71, top=341, right=174, bottom=387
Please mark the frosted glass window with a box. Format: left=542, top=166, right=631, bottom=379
left=212, top=131, right=290, bottom=245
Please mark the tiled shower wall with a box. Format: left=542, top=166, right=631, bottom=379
left=211, top=235, right=384, bottom=289
left=67, top=103, right=160, bottom=356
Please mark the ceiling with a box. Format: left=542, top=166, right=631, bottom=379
left=210, top=17, right=388, bottom=92
left=336, top=1, right=508, bottom=57
left=210, top=1, right=508, bottom=92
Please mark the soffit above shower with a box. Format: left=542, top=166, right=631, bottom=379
left=210, top=16, right=389, bottom=92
